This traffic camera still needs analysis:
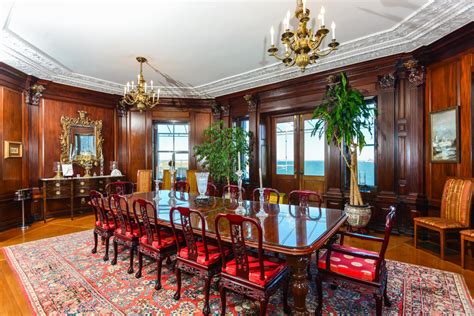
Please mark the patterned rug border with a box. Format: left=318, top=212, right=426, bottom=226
left=3, top=229, right=474, bottom=315
left=3, top=246, right=43, bottom=316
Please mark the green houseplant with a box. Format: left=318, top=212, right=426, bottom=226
left=194, top=120, right=252, bottom=190
left=311, top=72, right=376, bottom=227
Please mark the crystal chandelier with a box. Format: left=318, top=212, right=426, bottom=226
left=122, top=57, right=160, bottom=112
left=268, top=0, right=339, bottom=72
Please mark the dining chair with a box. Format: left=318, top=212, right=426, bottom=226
left=175, top=180, right=190, bottom=194
left=105, top=181, right=135, bottom=196
left=108, top=194, right=139, bottom=274
left=315, top=206, right=397, bottom=316
left=413, top=178, right=472, bottom=259
left=170, top=206, right=227, bottom=315
left=252, top=187, right=281, bottom=204
left=90, top=190, right=115, bottom=261
left=133, top=198, right=177, bottom=290
left=289, top=190, right=322, bottom=207
left=206, top=183, right=218, bottom=197
left=215, top=213, right=290, bottom=315
left=222, top=184, right=245, bottom=201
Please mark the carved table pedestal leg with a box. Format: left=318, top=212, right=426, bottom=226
left=287, top=254, right=310, bottom=315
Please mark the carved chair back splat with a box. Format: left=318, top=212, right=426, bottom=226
left=105, top=181, right=135, bottom=196
left=108, top=194, right=134, bottom=235
left=170, top=207, right=209, bottom=262
left=215, top=213, right=264, bottom=282
left=289, top=190, right=322, bottom=207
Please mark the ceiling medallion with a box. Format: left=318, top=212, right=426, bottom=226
left=268, top=0, right=339, bottom=72
left=121, top=57, right=160, bottom=112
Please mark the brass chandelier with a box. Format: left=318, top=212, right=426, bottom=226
left=122, top=57, right=160, bottom=112
left=268, top=0, right=339, bottom=72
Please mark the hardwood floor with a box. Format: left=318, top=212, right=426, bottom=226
left=0, top=214, right=473, bottom=315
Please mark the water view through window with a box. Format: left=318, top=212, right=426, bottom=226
left=357, top=99, right=376, bottom=187
left=304, top=119, right=325, bottom=176
left=276, top=121, right=294, bottom=175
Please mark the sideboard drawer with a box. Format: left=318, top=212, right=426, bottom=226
left=46, top=186, right=71, bottom=199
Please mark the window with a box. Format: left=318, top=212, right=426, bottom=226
left=276, top=121, right=294, bottom=175
left=357, top=98, right=376, bottom=187
left=304, top=119, right=325, bottom=176
left=233, top=117, right=250, bottom=180
left=154, top=122, right=189, bottom=180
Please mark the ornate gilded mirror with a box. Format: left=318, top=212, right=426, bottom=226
left=60, top=111, right=103, bottom=175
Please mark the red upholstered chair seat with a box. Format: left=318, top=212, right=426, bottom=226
left=115, top=223, right=140, bottom=238
left=178, top=241, right=229, bottom=266
left=95, top=219, right=115, bottom=230
left=318, top=244, right=378, bottom=282
left=224, top=255, right=286, bottom=286
left=139, top=231, right=175, bottom=249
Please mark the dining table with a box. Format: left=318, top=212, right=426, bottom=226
left=111, top=190, right=347, bottom=315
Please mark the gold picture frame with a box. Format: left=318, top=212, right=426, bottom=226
left=4, top=141, right=23, bottom=158
left=430, top=106, right=460, bottom=163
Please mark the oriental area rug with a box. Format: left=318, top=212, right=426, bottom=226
left=3, top=230, right=473, bottom=315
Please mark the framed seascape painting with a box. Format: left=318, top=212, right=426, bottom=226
left=430, top=107, right=459, bottom=163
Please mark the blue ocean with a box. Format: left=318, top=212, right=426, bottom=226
left=277, top=160, right=375, bottom=186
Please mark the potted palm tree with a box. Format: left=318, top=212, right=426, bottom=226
left=194, top=120, right=252, bottom=194
left=311, top=72, right=376, bottom=228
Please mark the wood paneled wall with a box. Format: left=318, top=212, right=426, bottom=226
left=0, top=63, right=214, bottom=230
left=118, top=104, right=213, bottom=183
left=424, top=51, right=473, bottom=207
left=0, top=67, right=27, bottom=229
left=215, top=24, right=474, bottom=233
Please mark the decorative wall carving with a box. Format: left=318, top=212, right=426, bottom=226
left=378, top=73, right=396, bottom=89
left=244, top=94, right=258, bottom=112
left=404, top=59, right=425, bottom=86
left=25, top=84, right=45, bottom=105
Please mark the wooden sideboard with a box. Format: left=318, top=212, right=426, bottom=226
left=40, top=175, right=125, bottom=220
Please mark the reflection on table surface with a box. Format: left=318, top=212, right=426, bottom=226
left=118, top=190, right=345, bottom=253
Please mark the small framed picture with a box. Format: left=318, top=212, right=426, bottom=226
left=61, top=163, right=74, bottom=177
left=430, top=107, right=460, bottom=163
left=4, top=141, right=23, bottom=158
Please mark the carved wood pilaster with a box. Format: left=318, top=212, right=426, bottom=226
left=403, top=59, right=425, bottom=87
left=25, top=84, right=45, bottom=106
left=244, top=94, right=258, bottom=113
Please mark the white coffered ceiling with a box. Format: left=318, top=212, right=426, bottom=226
left=0, top=0, right=472, bottom=98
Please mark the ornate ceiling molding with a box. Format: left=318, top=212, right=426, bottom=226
left=1, top=0, right=471, bottom=98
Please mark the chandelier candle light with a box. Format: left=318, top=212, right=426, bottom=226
left=122, top=57, right=160, bottom=112
left=268, top=0, right=339, bottom=72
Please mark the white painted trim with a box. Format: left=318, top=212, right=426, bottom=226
left=1, top=0, right=472, bottom=98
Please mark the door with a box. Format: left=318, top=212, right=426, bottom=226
left=271, top=114, right=325, bottom=196
left=299, top=113, right=325, bottom=193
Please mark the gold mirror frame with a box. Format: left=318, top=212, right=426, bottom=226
left=59, top=111, right=103, bottom=169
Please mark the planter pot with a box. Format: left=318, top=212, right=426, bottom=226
left=344, top=204, right=372, bottom=228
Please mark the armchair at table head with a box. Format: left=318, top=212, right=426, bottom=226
left=316, top=206, right=397, bottom=316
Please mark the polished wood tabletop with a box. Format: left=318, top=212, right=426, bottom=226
left=118, top=190, right=346, bottom=256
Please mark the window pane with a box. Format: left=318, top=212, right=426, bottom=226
left=174, top=135, right=189, bottom=151
left=358, top=145, right=374, bottom=186
left=276, top=121, right=294, bottom=175
left=304, top=119, right=324, bottom=176
left=175, top=153, right=189, bottom=170
left=155, top=122, right=190, bottom=180
left=157, top=135, right=174, bottom=151
left=157, top=124, right=172, bottom=133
